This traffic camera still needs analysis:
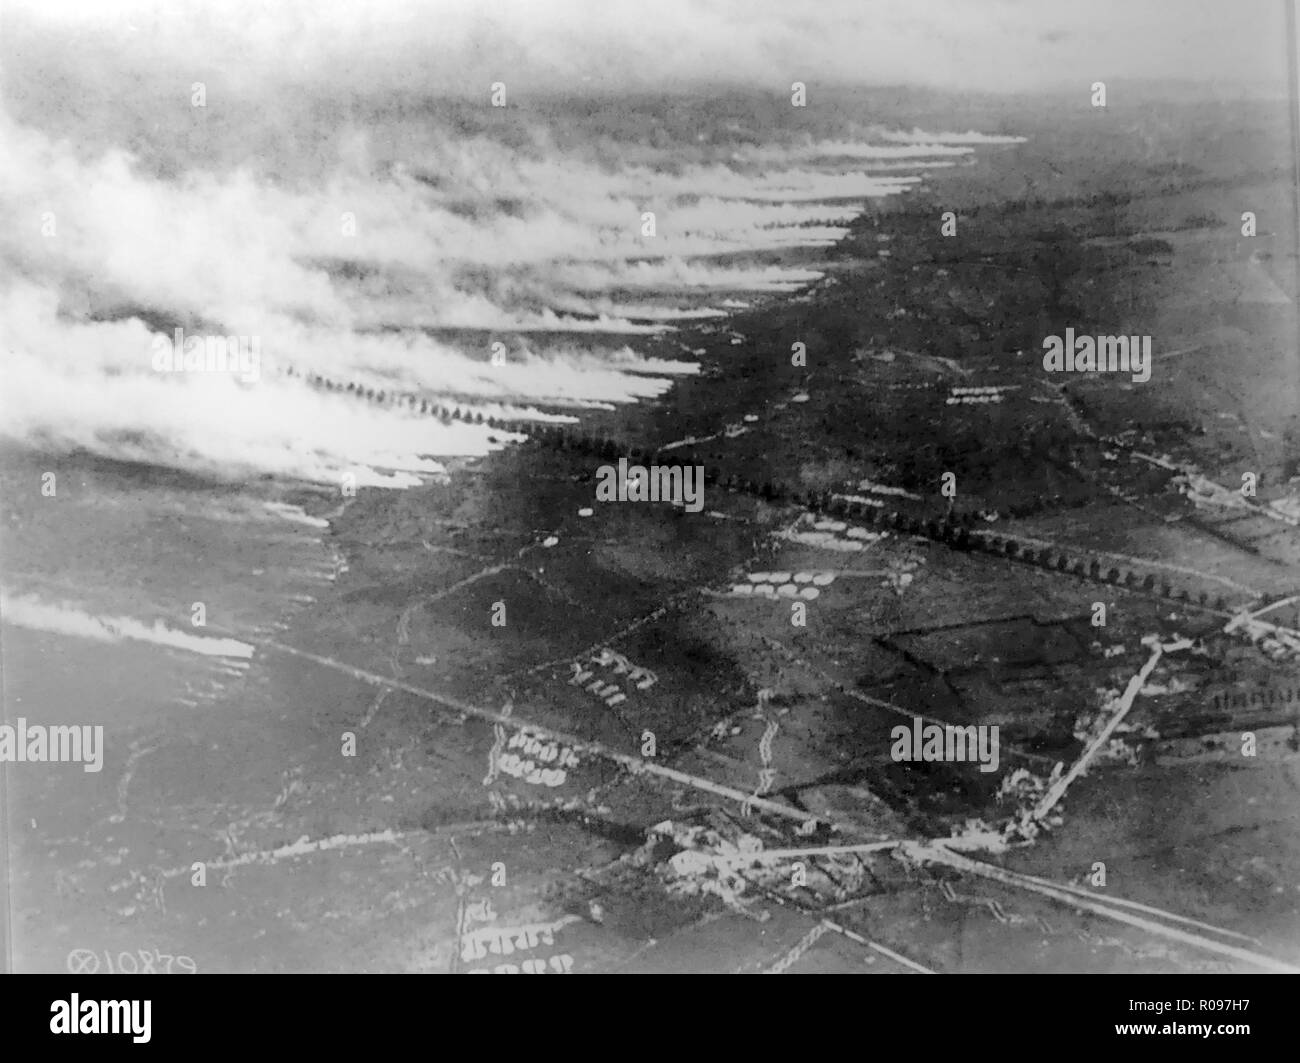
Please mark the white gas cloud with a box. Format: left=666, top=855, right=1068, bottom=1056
left=0, top=0, right=1056, bottom=488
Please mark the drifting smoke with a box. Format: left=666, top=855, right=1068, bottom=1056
left=777, top=141, right=978, bottom=160
left=1, top=593, right=257, bottom=658
left=880, top=128, right=1029, bottom=145
left=0, top=1, right=1030, bottom=489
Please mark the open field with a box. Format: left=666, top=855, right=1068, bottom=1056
left=4, top=76, right=1298, bottom=976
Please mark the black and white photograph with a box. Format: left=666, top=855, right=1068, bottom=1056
left=1, top=0, right=1299, bottom=1006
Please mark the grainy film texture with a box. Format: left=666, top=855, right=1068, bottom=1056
left=2, top=0, right=1299, bottom=976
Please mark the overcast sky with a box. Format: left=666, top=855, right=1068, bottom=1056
left=2, top=0, right=1293, bottom=98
